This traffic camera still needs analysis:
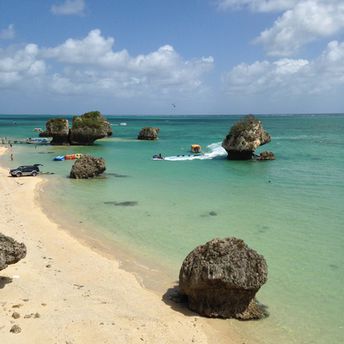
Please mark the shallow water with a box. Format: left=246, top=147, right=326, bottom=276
left=1, top=114, right=343, bottom=344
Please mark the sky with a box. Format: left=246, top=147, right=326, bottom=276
left=0, top=0, right=344, bottom=115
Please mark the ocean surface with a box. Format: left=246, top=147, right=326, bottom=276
left=0, top=114, right=343, bottom=343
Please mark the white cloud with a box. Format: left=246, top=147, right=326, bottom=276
left=218, top=0, right=344, bottom=57
left=0, top=24, right=15, bottom=40
left=256, top=0, right=344, bottom=56
left=51, top=0, right=85, bottom=16
left=0, top=29, right=213, bottom=98
left=43, top=29, right=214, bottom=95
left=217, top=0, right=297, bottom=12
left=0, top=44, right=46, bottom=88
left=224, top=40, right=344, bottom=96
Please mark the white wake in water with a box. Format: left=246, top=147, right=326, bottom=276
left=164, top=142, right=227, bottom=161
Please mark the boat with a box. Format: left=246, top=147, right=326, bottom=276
left=53, top=156, right=65, bottom=161
left=191, top=144, right=202, bottom=153
left=33, top=127, right=42, bottom=132
left=152, top=154, right=164, bottom=160
left=65, top=153, right=83, bottom=160
left=119, top=122, right=127, bottom=126
left=26, top=138, right=50, bottom=144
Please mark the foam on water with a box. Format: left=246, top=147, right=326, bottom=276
left=164, top=142, right=227, bottom=161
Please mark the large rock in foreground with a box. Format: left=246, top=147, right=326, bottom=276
left=40, top=111, right=112, bottom=145
left=137, top=127, right=160, bottom=140
left=0, top=234, right=26, bottom=271
left=222, top=115, right=271, bottom=160
left=70, top=155, right=106, bottom=179
left=179, top=237, right=268, bottom=320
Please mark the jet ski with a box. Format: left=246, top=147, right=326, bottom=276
left=152, top=154, right=164, bottom=160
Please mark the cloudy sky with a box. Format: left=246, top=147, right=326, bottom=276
left=0, top=0, right=343, bottom=114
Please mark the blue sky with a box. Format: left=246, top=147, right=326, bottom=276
left=0, top=0, right=343, bottom=114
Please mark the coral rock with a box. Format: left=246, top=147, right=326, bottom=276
left=70, top=155, right=106, bottom=179
left=137, top=127, right=160, bottom=140
left=222, top=115, right=271, bottom=160
left=69, top=111, right=112, bottom=145
left=257, top=151, right=275, bottom=161
left=40, top=111, right=112, bottom=145
left=179, top=237, right=268, bottom=319
left=39, top=118, right=69, bottom=145
left=0, top=234, right=26, bottom=271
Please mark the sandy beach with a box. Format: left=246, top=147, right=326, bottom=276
left=0, top=146, right=243, bottom=344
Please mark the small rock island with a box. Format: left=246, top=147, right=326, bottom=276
left=40, top=111, right=112, bottom=145
left=137, top=127, right=160, bottom=140
left=222, top=115, right=274, bottom=160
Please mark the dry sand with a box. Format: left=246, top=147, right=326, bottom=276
left=0, top=146, right=244, bottom=343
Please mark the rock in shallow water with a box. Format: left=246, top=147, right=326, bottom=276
left=137, top=127, right=160, bottom=140
left=70, top=155, right=106, bottom=179
left=179, top=237, right=268, bottom=320
left=257, top=151, right=275, bottom=161
left=103, top=201, right=138, bottom=206
left=222, top=115, right=271, bottom=160
left=40, top=111, right=112, bottom=145
left=0, top=233, right=26, bottom=271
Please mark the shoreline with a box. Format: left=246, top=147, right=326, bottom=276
left=0, top=146, right=244, bottom=343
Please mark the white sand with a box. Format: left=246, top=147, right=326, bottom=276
left=0, top=146, right=243, bottom=343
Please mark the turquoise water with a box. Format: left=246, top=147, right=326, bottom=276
left=0, top=114, right=343, bottom=343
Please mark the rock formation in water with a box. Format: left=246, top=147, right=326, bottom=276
left=0, top=233, right=26, bottom=271
left=69, top=111, right=112, bottom=145
left=39, top=118, right=70, bottom=145
left=137, top=127, right=160, bottom=140
left=222, top=115, right=271, bottom=160
left=40, top=111, right=112, bottom=145
left=179, top=237, right=268, bottom=320
left=70, top=155, right=106, bottom=179
left=257, top=151, right=275, bottom=161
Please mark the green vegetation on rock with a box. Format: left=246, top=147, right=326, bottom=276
left=72, top=111, right=104, bottom=130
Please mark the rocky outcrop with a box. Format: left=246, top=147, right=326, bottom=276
left=137, top=127, right=160, bottom=140
left=69, top=111, right=112, bottom=145
left=0, top=234, right=26, bottom=271
left=179, top=237, right=268, bottom=320
left=70, top=155, right=106, bottom=179
left=257, top=151, right=275, bottom=161
left=39, top=118, right=69, bottom=145
left=222, top=115, right=271, bottom=160
left=40, top=111, right=112, bottom=145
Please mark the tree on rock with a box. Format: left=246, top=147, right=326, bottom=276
left=69, top=111, right=112, bottom=145
left=40, top=111, right=112, bottom=145
left=39, top=118, right=69, bottom=145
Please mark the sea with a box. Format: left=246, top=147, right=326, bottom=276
left=0, top=114, right=343, bottom=344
